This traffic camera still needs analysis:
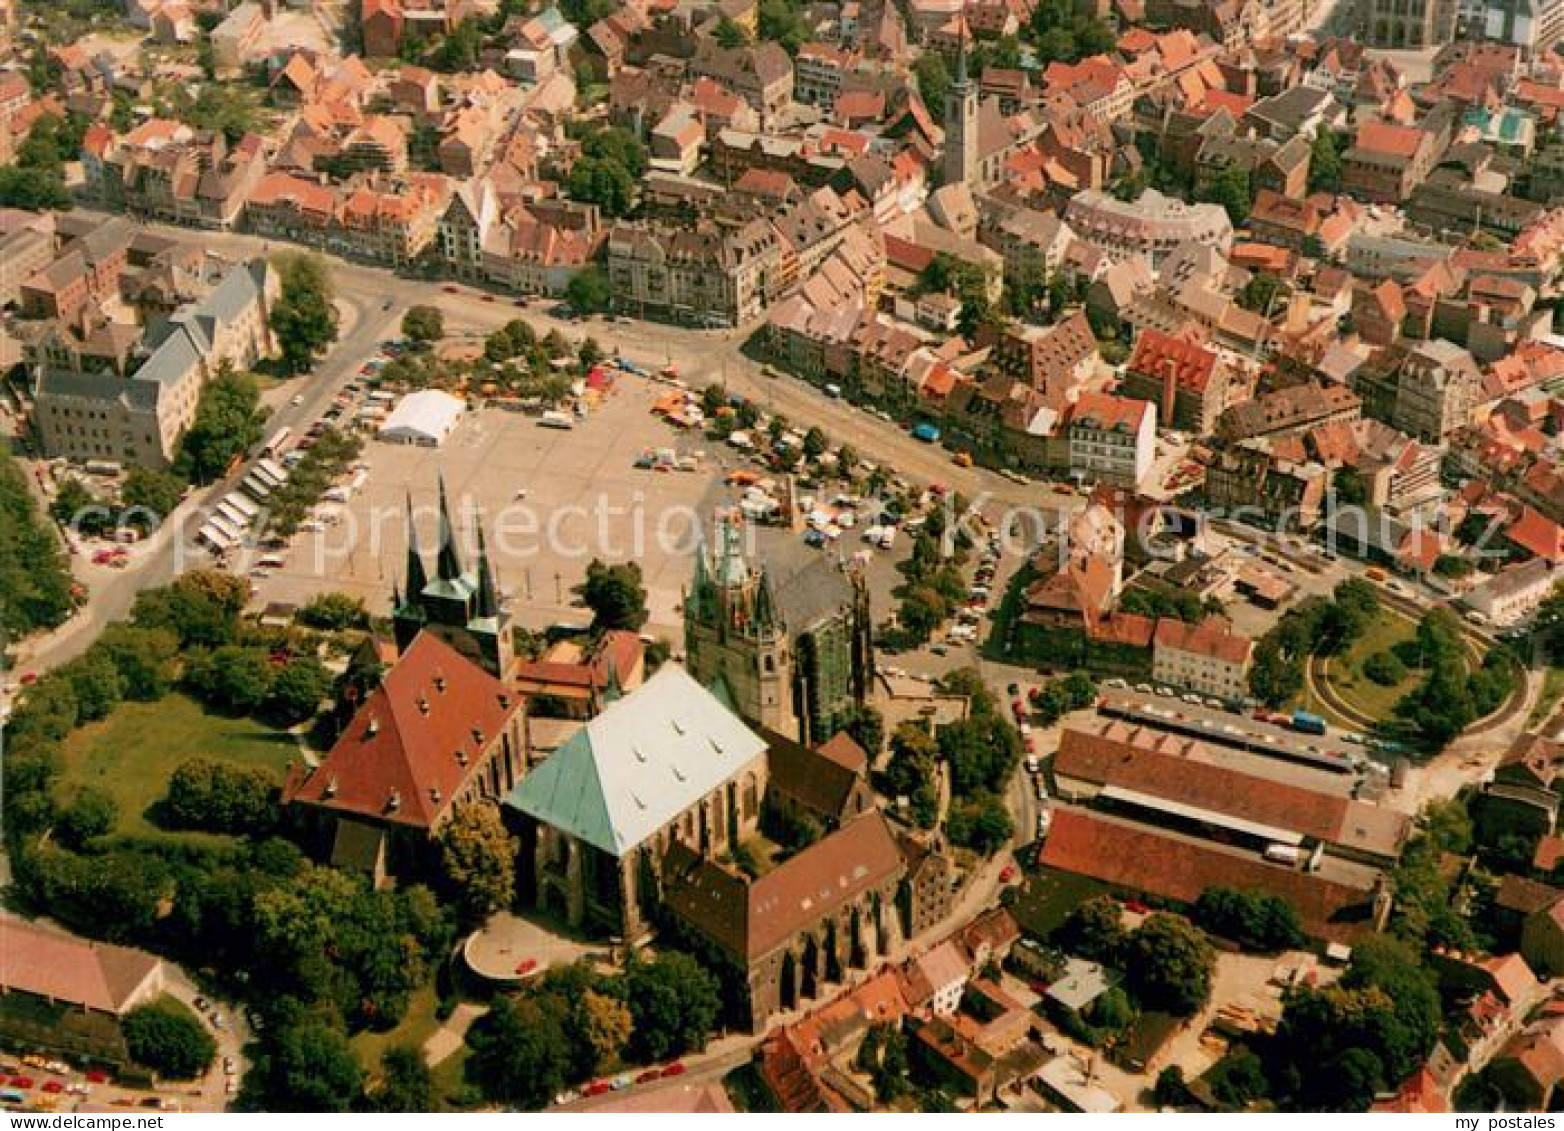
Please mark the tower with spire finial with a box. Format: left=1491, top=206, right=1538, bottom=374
left=944, top=26, right=979, bottom=189
left=393, top=482, right=514, bottom=678
left=684, top=516, right=798, bottom=740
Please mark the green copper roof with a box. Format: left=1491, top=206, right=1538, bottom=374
left=505, top=665, right=767, bottom=857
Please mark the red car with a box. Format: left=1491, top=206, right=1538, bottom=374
left=660, top=1064, right=686, bottom=1078
left=514, top=958, right=538, bottom=976
left=583, top=1081, right=611, bottom=1097
left=85, top=1072, right=108, bottom=1084
left=442, top=285, right=459, bottom=294
left=636, top=1070, right=660, bottom=1084
left=1029, top=980, right=1051, bottom=995
left=42, top=1081, right=63, bottom=1094
left=1125, top=899, right=1150, bottom=914
left=18, top=672, right=37, bottom=685
left=10, top=1077, right=33, bottom=1089
left=999, top=864, right=1016, bottom=883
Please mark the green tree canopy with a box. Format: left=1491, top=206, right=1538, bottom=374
left=124, top=1000, right=217, bottom=1079
left=270, top=253, right=338, bottom=375
left=575, top=559, right=648, bottom=630
left=1123, top=913, right=1214, bottom=1016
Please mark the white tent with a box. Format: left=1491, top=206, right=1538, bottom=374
left=378, top=390, right=465, bottom=447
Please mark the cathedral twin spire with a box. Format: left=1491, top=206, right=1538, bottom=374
left=400, top=476, right=501, bottom=617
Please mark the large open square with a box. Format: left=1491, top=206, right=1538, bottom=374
left=250, top=382, right=740, bottom=635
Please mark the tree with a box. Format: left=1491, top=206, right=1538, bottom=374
left=265, top=655, right=331, bottom=724
left=467, top=995, right=569, bottom=1109
left=1362, top=650, right=1406, bottom=686
left=625, top=952, right=721, bottom=1062
left=96, top=624, right=180, bottom=700
left=573, top=989, right=633, bottom=1075
left=371, top=1045, right=436, bottom=1112
left=132, top=570, right=250, bottom=647
left=1055, top=895, right=1126, bottom=963
left=1308, top=129, right=1344, bottom=194
left=185, top=644, right=275, bottom=713
left=1199, top=163, right=1252, bottom=225
left=0, top=450, right=73, bottom=638
left=165, top=757, right=279, bottom=834
left=802, top=426, right=828, bottom=460
left=757, top=0, right=809, bottom=52
left=436, top=802, right=517, bottom=923
left=298, top=592, right=370, bottom=631
left=1153, top=1065, right=1193, bottom=1109
left=124, top=1000, right=217, bottom=1079
left=59, top=649, right=124, bottom=722
left=176, top=363, right=267, bottom=483
left=1237, top=272, right=1288, bottom=317
left=270, top=253, right=338, bottom=375
left=250, top=1022, right=364, bottom=1112
left=946, top=791, right=1013, bottom=854
left=402, top=305, right=445, bottom=347
left=1123, top=914, right=1214, bottom=1016
left=121, top=467, right=185, bottom=526
left=912, top=52, right=950, bottom=110
left=1333, top=466, right=1368, bottom=507
left=575, top=559, right=648, bottom=630
left=0, top=164, right=71, bottom=210
left=1192, top=888, right=1305, bottom=952
left=566, top=266, right=612, bottom=313
left=714, top=14, right=747, bottom=45
left=839, top=704, right=884, bottom=758
left=57, top=786, right=117, bottom=848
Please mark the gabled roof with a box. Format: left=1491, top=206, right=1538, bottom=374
left=285, top=633, right=522, bottom=830
left=0, top=919, right=163, bottom=1016
left=505, top=665, right=766, bottom=856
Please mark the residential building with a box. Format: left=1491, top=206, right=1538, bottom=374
left=1064, top=392, right=1157, bottom=488
left=1387, top=339, right=1484, bottom=442
left=1121, top=328, right=1239, bottom=434
left=606, top=219, right=784, bottom=326
left=32, top=259, right=276, bottom=468
left=1150, top=616, right=1254, bottom=699
left=1465, top=558, right=1562, bottom=626
left=1361, top=0, right=1459, bottom=46
left=1064, top=189, right=1233, bottom=269
left=1341, top=120, right=1443, bottom=204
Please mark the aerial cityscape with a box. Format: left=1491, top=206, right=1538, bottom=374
left=0, top=0, right=1563, bottom=1114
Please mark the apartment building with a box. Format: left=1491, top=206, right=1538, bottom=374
left=33, top=260, right=277, bottom=468
left=606, top=219, right=783, bottom=326
left=1064, top=189, right=1233, bottom=269
left=1151, top=617, right=1254, bottom=699
left=1065, top=393, right=1157, bottom=489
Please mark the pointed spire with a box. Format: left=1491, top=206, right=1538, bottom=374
left=474, top=523, right=500, bottom=620
left=404, top=492, right=428, bottom=599
left=391, top=575, right=403, bottom=611
left=955, top=22, right=968, bottom=87
left=436, top=474, right=463, bottom=582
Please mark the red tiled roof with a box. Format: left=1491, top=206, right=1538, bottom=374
left=1152, top=616, right=1252, bottom=665
left=1354, top=120, right=1425, bottom=159
left=1128, top=328, right=1218, bottom=394
left=1039, top=807, right=1379, bottom=942
left=1508, top=506, right=1564, bottom=564
left=284, top=633, right=522, bottom=830
left=0, top=919, right=162, bottom=1016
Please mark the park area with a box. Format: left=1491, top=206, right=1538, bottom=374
left=59, top=693, right=296, bottom=847
left=1318, top=606, right=1429, bottom=723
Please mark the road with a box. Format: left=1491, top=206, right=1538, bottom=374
left=11, top=216, right=1068, bottom=681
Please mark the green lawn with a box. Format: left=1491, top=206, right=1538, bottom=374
left=59, top=693, right=297, bottom=846
left=1323, top=608, right=1423, bottom=723
left=350, top=984, right=443, bottom=1076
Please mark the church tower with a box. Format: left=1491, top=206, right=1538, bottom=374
left=943, top=28, right=979, bottom=189
left=393, top=480, right=514, bottom=678
left=683, top=520, right=798, bottom=739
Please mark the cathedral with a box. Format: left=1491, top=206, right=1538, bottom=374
left=392, top=479, right=514, bottom=679
left=683, top=521, right=873, bottom=746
